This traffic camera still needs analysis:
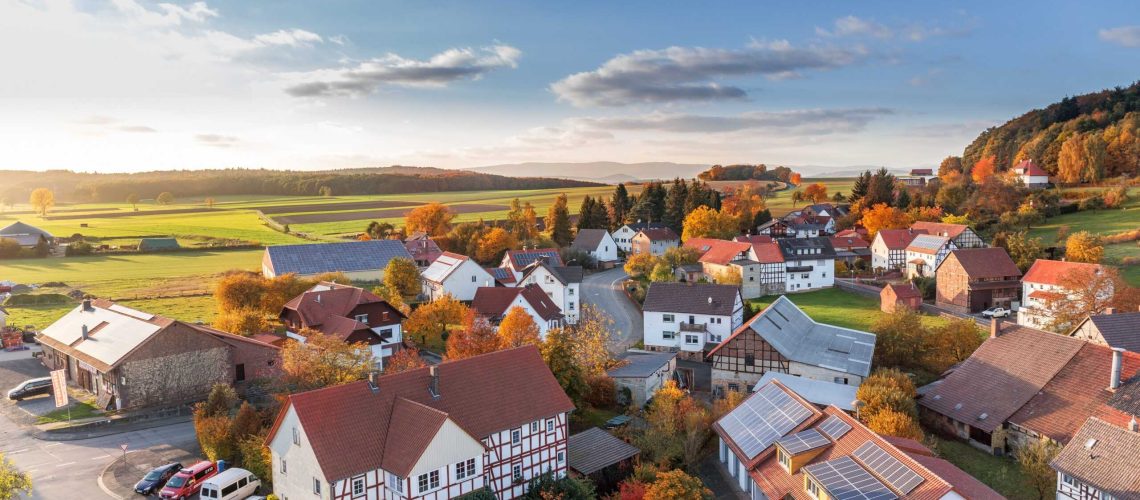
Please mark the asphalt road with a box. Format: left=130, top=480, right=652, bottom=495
left=581, top=266, right=642, bottom=353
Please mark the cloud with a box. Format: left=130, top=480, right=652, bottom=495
left=118, top=125, right=158, bottom=133
left=550, top=40, right=864, bottom=107
left=252, top=29, right=323, bottom=47
left=111, top=0, right=218, bottom=27
left=571, top=108, right=892, bottom=134
left=816, top=16, right=892, bottom=38
left=73, top=116, right=157, bottom=133
left=1099, top=26, right=1140, bottom=47
left=282, top=45, right=522, bottom=97
left=195, top=134, right=239, bottom=147
left=908, top=68, right=944, bottom=87
left=329, top=35, right=350, bottom=46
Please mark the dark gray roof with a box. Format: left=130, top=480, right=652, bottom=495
left=506, top=249, right=563, bottom=269
left=643, top=282, right=740, bottom=316
left=622, top=222, right=667, bottom=232
left=138, top=237, right=181, bottom=251
left=778, top=237, right=837, bottom=260
left=550, top=266, right=584, bottom=284
left=607, top=350, right=676, bottom=378
left=1087, top=312, right=1140, bottom=353
left=568, top=428, right=641, bottom=475
left=1108, top=373, right=1140, bottom=416
left=571, top=228, right=610, bottom=251
left=0, top=221, right=53, bottom=239
left=265, top=240, right=412, bottom=276
left=747, top=296, right=875, bottom=377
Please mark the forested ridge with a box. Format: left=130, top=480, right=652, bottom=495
left=0, top=166, right=601, bottom=202
left=963, top=81, right=1140, bottom=180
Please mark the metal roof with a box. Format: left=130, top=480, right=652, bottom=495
left=40, top=301, right=164, bottom=370
left=758, top=372, right=860, bottom=411
left=567, top=428, right=641, bottom=475
left=749, top=296, right=875, bottom=377
left=265, top=240, right=412, bottom=276
left=607, top=350, right=676, bottom=378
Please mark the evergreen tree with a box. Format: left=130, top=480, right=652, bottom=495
left=546, top=193, right=572, bottom=246
left=895, top=188, right=912, bottom=209
left=610, top=183, right=631, bottom=228
left=646, top=183, right=667, bottom=223
left=663, top=179, right=689, bottom=233
left=626, top=193, right=654, bottom=225
left=866, top=168, right=896, bottom=207
left=752, top=208, right=773, bottom=228
left=849, top=170, right=871, bottom=203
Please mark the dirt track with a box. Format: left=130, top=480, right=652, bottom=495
left=256, top=199, right=425, bottom=214
left=271, top=203, right=508, bottom=224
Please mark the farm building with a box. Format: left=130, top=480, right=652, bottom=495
left=261, top=240, right=413, bottom=281
left=1051, top=417, right=1140, bottom=500
left=567, top=428, right=640, bottom=483
left=881, top=283, right=923, bottom=313
left=934, top=248, right=1022, bottom=314
left=137, top=237, right=180, bottom=252
left=0, top=221, right=54, bottom=248
left=1067, top=310, right=1140, bottom=353
left=606, top=349, right=677, bottom=407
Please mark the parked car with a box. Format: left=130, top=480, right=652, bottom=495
left=6, top=377, right=52, bottom=401
left=981, top=307, right=1011, bottom=318
left=158, top=461, right=216, bottom=499
left=134, top=462, right=183, bottom=496
left=198, top=467, right=260, bottom=500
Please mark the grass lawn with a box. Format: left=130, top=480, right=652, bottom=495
left=747, top=288, right=954, bottom=332
left=1025, top=190, right=1139, bottom=285
left=931, top=436, right=1034, bottom=500
left=36, top=400, right=100, bottom=424
left=765, top=178, right=857, bottom=217
left=572, top=406, right=621, bottom=433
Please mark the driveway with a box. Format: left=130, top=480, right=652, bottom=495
left=0, top=355, right=55, bottom=424
left=582, top=266, right=642, bottom=353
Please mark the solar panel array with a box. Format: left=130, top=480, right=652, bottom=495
left=819, top=415, right=853, bottom=440
left=803, top=456, right=898, bottom=500
left=776, top=428, right=831, bottom=455
left=718, top=383, right=813, bottom=459
left=853, top=442, right=926, bottom=495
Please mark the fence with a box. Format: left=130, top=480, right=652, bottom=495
left=834, top=279, right=882, bottom=298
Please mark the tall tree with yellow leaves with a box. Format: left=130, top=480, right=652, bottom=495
left=405, top=202, right=456, bottom=236
left=498, top=306, right=542, bottom=349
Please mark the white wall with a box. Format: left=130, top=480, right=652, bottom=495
left=644, top=310, right=737, bottom=352
left=870, top=236, right=892, bottom=270
left=270, top=406, right=331, bottom=500
left=589, top=232, right=619, bottom=263
left=425, top=259, right=494, bottom=302
left=612, top=226, right=637, bottom=253
left=517, top=266, right=577, bottom=324
left=784, top=258, right=834, bottom=292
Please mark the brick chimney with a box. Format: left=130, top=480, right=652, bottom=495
left=367, top=370, right=380, bottom=393
left=82, top=298, right=92, bottom=311
left=1110, top=348, right=1125, bottom=390
left=429, top=365, right=440, bottom=398
left=990, top=318, right=1002, bottom=339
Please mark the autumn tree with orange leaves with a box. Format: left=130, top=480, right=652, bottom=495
left=385, top=348, right=427, bottom=374
left=405, top=202, right=456, bottom=236
left=971, top=156, right=997, bottom=184
left=498, top=306, right=542, bottom=349
left=860, top=203, right=913, bottom=240
left=789, top=172, right=802, bottom=185
left=446, top=311, right=501, bottom=360
left=803, top=182, right=829, bottom=203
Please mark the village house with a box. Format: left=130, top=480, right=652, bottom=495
left=778, top=237, right=836, bottom=292
left=499, top=248, right=563, bottom=282
left=715, top=380, right=1002, bottom=500
left=904, top=234, right=957, bottom=279
left=137, top=237, right=180, bottom=252
left=829, top=233, right=871, bottom=266
left=38, top=299, right=278, bottom=410
left=1018, top=259, right=1109, bottom=330
left=266, top=346, right=574, bottom=500
left=881, top=283, right=923, bottom=313
left=1050, top=417, right=1140, bottom=500
left=606, top=349, right=677, bottom=407
left=910, top=221, right=986, bottom=249
left=684, top=238, right=765, bottom=299
left=756, top=218, right=792, bottom=238
left=642, top=282, right=744, bottom=360
left=1013, top=159, right=1050, bottom=189
left=471, top=284, right=565, bottom=337
left=801, top=203, right=850, bottom=220
left=486, top=267, right=517, bottom=287
left=934, top=247, right=1022, bottom=314
left=611, top=222, right=666, bottom=253
left=514, top=259, right=583, bottom=324
left=870, top=228, right=926, bottom=271
left=1067, top=310, right=1140, bottom=353
left=570, top=228, right=618, bottom=265
left=421, top=252, right=496, bottom=302
left=279, top=282, right=406, bottom=368
left=708, top=296, right=875, bottom=394
left=405, top=234, right=444, bottom=267
left=630, top=227, right=680, bottom=256
left=262, top=240, right=414, bottom=281
left=0, top=221, right=55, bottom=248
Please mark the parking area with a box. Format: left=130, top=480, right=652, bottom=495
left=0, top=349, right=60, bottom=423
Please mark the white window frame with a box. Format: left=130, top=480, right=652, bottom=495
left=455, top=458, right=476, bottom=480
left=557, top=451, right=565, bottom=464
left=512, top=429, right=521, bottom=444
left=313, top=477, right=322, bottom=495
left=351, top=476, right=365, bottom=497
left=280, top=458, right=287, bottom=474
left=663, top=314, right=675, bottom=323
left=546, top=418, right=555, bottom=432
left=530, top=421, right=539, bottom=433
left=417, top=470, right=440, bottom=494
left=512, top=464, right=522, bottom=481
left=354, top=314, right=368, bottom=323
left=685, top=334, right=699, bottom=345
left=387, top=473, right=404, bottom=493
left=293, top=427, right=300, bottom=445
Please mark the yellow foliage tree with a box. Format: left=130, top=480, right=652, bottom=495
left=29, top=188, right=54, bottom=217
left=213, top=308, right=271, bottom=336
left=405, top=202, right=456, bottom=236
left=476, top=227, right=517, bottom=264
left=1065, top=231, right=1104, bottom=263
left=624, top=253, right=658, bottom=279
left=281, top=330, right=373, bottom=391
left=866, top=408, right=924, bottom=440
left=404, top=295, right=470, bottom=348
left=383, top=257, right=421, bottom=298
left=498, top=306, right=542, bottom=349
left=860, top=203, right=913, bottom=241
left=644, top=469, right=712, bottom=500
left=681, top=206, right=738, bottom=240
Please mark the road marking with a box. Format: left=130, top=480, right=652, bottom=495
left=55, top=461, right=76, bottom=467
left=4, top=449, right=28, bottom=455
left=90, top=456, right=109, bottom=461
left=44, top=442, right=63, bottom=447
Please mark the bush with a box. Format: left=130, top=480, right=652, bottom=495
left=65, top=241, right=94, bottom=256
left=585, top=375, right=617, bottom=409
left=2, top=293, right=72, bottom=306
left=1078, top=196, right=1105, bottom=211
left=0, top=239, right=20, bottom=259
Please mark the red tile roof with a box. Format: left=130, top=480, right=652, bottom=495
left=637, top=227, right=680, bottom=241
left=875, top=228, right=927, bottom=250
left=404, top=237, right=442, bottom=263
left=1008, top=343, right=1140, bottom=443
left=684, top=238, right=752, bottom=265
left=267, top=346, right=574, bottom=482
left=910, top=221, right=970, bottom=239
left=940, top=248, right=1022, bottom=279
left=471, top=284, right=563, bottom=321
left=884, top=283, right=922, bottom=300
left=835, top=228, right=868, bottom=239
left=751, top=241, right=785, bottom=263
left=734, top=235, right=774, bottom=245
left=919, top=325, right=1085, bottom=432
left=1050, top=417, right=1140, bottom=498
left=1022, top=259, right=1103, bottom=286
left=281, top=282, right=392, bottom=327
left=1015, top=159, right=1049, bottom=177
left=830, top=235, right=869, bottom=249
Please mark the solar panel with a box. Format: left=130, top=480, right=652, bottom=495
left=804, top=456, right=897, bottom=500
left=776, top=428, right=831, bottom=455
left=819, top=415, right=853, bottom=440
left=853, top=442, right=925, bottom=495
left=718, top=383, right=814, bottom=459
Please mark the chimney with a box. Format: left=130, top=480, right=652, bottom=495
left=367, top=371, right=380, bottom=393
left=989, top=318, right=1002, bottom=339
left=1104, top=307, right=1115, bottom=315
left=82, top=298, right=92, bottom=311
left=708, top=297, right=713, bottom=305
left=428, top=365, right=440, bottom=398
left=1110, top=348, right=1125, bottom=390
left=1130, top=417, right=1139, bottom=433
left=81, top=324, right=89, bottom=340
left=315, top=294, right=321, bottom=303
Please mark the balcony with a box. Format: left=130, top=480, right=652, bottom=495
left=679, top=322, right=708, bottom=333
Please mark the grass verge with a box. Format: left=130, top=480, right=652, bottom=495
left=36, top=400, right=100, bottom=424
left=931, top=436, right=1034, bottom=500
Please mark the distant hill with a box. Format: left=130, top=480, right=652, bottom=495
left=469, top=161, right=708, bottom=182
left=0, top=166, right=602, bottom=203
left=962, top=81, right=1140, bottom=179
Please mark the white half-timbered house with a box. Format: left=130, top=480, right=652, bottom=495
left=266, top=346, right=575, bottom=500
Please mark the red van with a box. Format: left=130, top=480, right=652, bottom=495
left=158, top=461, right=216, bottom=499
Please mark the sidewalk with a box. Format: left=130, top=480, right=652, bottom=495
left=35, top=413, right=193, bottom=441
left=99, top=444, right=201, bottom=499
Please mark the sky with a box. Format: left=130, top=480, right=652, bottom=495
left=3, top=0, right=1140, bottom=174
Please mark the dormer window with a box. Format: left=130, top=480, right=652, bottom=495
left=355, top=314, right=368, bottom=323
left=778, top=448, right=791, bottom=471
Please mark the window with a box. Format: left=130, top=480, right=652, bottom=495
left=293, top=427, right=300, bottom=445
left=663, top=314, right=675, bottom=323
left=558, top=451, right=565, bottom=464
left=235, top=363, right=245, bottom=382
left=833, top=377, right=849, bottom=385
left=512, top=464, right=523, bottom=481
left=387, top=473, right=404, bottom=493
left=512, top=429, right=521, bottom=444
left=223, top=482, right=238, bottom=495
left=745, top=354, right=755, bottom=366
left=728, top=383, right=739, bottom=392
left=778, top=449, right=790, bottom=470
left=471, top=275, right=477, bottom=282
left=456, top=458, right=477, bottom=480
left=1061, top=474, right=1076, bottom=486
left=662, top=331, right=676, bottom=340
left=569, top=301, right=575, bottom=310
left=531, top=421, right=539, bottom=432
left=280, top=458, right=287, bottom=474
left=806, top=476, right=821, bottom=499
left=313, top=477, right=322, bottom=495
left=351, top=477, right=365, bottom=497
left=685, top=334, right=699, bottom=344
left=355, top=314, right=368, bottom=323
left=568, top=288, right=574, bottom=296
left=417, top=471, right=440, bottom=493
left=546, top=418, right=555, bottom=432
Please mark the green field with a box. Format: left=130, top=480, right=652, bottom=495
left=1027, top=187, right=1139, bottom=285
left=748, top=288, right=953, bottom=332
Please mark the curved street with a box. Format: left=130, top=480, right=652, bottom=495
left=581, top=266, right=642, bottom=353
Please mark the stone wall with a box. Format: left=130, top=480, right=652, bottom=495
left=116, top=324, right=231, bottom=408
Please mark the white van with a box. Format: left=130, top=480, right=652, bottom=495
left=198, top=467, right=260, bottom=500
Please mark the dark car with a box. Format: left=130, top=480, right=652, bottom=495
left=134, top=462, right=183, bottom=496
left=6, top=377, right=52, bottom=401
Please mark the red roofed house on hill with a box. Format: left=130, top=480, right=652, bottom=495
left=266, top=346, right=575, bottom=500
left=1018, top=259, right=1108, bottom=330
left=1014, top=159, right=1050, bottom=189
left=934, top=248, right=1022, bottom=314
left=279, top=282, right=407, bottom=368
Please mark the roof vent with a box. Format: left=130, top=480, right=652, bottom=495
left=428, top=365, right=440, bottom=399
left=932, top=394, right=942, bottom=400
left=367, top=371, right=380, bottom=393
left=315, top=294, right=321, bottom=303
left=1084, top=438, right=1097, bottom=450
left=978, top=413, right=988, bottom=420
left=953, top=403, right=962, bottom=410
left=1130, top=417, right=1138, bottom=433
left=708, top=297, right=713, bottom=305
left=81, top=324, right=89, bottom=340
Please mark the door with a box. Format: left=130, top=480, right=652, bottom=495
left=235, top=364, right=245, bottom=383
